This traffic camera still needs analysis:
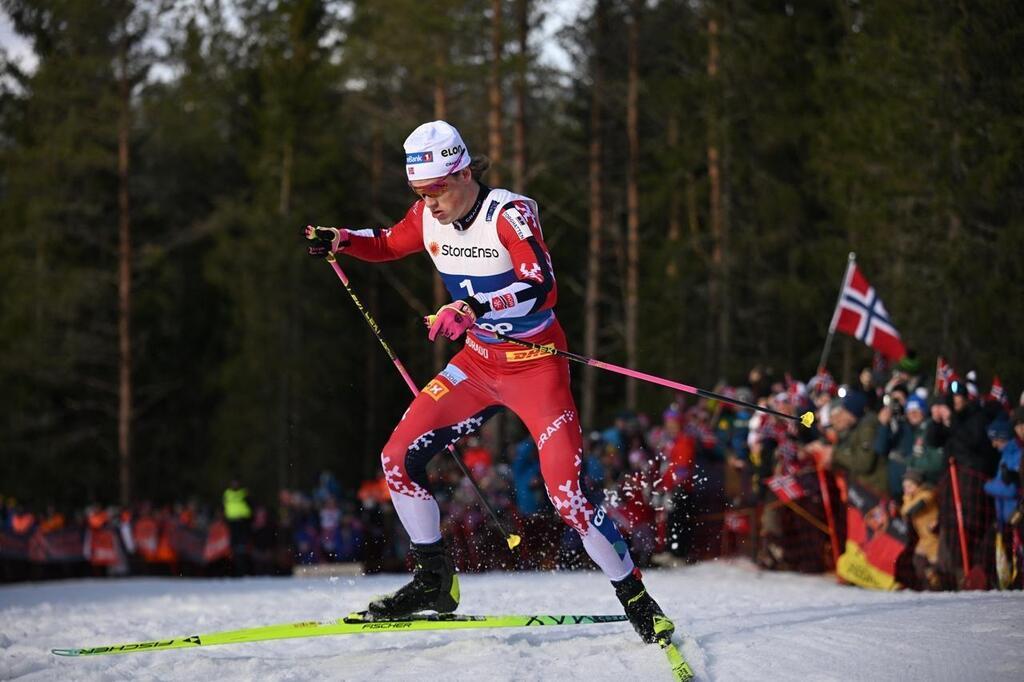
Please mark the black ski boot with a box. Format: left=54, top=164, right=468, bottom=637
left=368, top=540, right=459, bottom=618
left=613, top=569, right=675, bottom=644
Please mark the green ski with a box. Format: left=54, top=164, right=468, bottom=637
left=660, top=639, right=696, bottom=681
left=51, top=612, right=628, bottom=657
left=651, top=613, right=696, bottom=681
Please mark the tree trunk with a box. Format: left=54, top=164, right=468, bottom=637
left=279, top=139, right=293, bottom=216
left=117, top=35, right=133, bottom=508
left=706, top=15, right=729, bottom=378
left=582, top=0, right=607, bottom=429
left=512, top=0, right=528, bottom=194
left=666, top=117, right=680, bottom=280
left=433, top=46, right=449, bottom=372
left=624, top=0, right=641, bottom=410
left=666, top=115, right=682, bottom=377
left=488, top=0, right=504, bottom=187
left=942, top=130, right=962, bottom=353
left=279, top=136, right=294, bottom=493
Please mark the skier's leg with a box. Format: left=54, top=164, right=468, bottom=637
left=371, top=357, right=498, bottom=617
left=380, top=360, right=497, bottom=542
left=503, top=355, right=674, bottom=644
left=502, top=357, right=633, bottom=578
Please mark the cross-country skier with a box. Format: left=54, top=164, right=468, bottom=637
left=304, top=120, right=674, bottom=645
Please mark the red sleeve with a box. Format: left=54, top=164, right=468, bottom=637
left=342, top=201, right=426, bottom=262
left=491, top=200, right=558, bottom=313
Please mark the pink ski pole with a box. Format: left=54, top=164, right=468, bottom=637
left=485, top=328, right=815, bottom=429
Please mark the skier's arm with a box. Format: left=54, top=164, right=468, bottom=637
left=341, top=202, right=426, bottom=262
left=462, top=201, right=558, bottom=319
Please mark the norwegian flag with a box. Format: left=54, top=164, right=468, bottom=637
left=767, top=474, right=806, bottom=503
left=723, top=510, right=751, bottom=535
left=808, top=370, right=837, bottom=397
left=935, top=356, right=959, bottom=395
left=828, top=260, right=907, bottom=362
left=827, top=259, right=909, bottom=358
left=989, top=375, right=1011, bottom=411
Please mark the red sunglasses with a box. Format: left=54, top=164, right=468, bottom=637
left=409, top=149, right=465, bottom=199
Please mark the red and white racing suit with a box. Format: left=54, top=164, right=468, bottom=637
left=343, top=184, right=634, bottom=580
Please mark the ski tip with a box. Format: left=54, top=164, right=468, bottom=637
left=659, top=639, right=696, bottom=682
left=800, top=410, right=815, bottom=428
left=506, top=534, right=522, bottom=550
left=51, top=648, right=82, bottom=657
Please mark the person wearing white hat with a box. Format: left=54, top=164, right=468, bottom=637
left=304, top=120, right=674, bottom=645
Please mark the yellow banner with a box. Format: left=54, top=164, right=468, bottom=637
left=836, top=540, right=900, bottom=591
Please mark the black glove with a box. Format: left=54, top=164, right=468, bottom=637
left=303, top=225, right=350, bottom=258
left=1000, top=462, right=1020, bottom=486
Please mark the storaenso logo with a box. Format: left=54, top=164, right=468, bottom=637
left=440, top=244, right=499, bottom=258
left=441, top=145, right=465, bottom=158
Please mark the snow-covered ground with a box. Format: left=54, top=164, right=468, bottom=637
left=2, top=561, right=1023, bottom=681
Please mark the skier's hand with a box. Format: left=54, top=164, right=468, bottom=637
left=425, top=300, right=477, bottom=342
left=304, top=225, right=350, bottom=258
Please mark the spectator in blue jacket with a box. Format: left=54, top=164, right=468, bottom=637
left=511, top=436, right=543, bottom=516
left=984, top=413, right=1022, bottom=528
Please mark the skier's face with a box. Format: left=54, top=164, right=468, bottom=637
left=411, top=168, right=475, bottom=225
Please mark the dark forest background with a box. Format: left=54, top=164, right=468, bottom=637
left=1, top=0, right=1021, bottom=508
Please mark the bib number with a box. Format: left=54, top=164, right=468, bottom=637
left=477, top=321, right=513, bottom=335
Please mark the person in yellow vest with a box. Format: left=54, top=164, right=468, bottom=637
left=224, top=480, right=252, bottom=575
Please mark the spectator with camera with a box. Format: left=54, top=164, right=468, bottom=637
left=875, top=384, right=913, bottom=500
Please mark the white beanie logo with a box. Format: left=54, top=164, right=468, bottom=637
left=404, top=120, right=471, bottom=181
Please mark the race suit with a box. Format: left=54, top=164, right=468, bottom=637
left=342, top=184, right=634, bottom=580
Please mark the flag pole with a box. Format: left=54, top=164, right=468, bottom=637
left=816, top=252, right=856, bottom=373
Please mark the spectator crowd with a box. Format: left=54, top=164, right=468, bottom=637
left=4, top=353, right=1022, bottom=592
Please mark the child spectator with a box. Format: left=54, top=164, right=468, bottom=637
left=901, top=469, right=941, bottom=590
